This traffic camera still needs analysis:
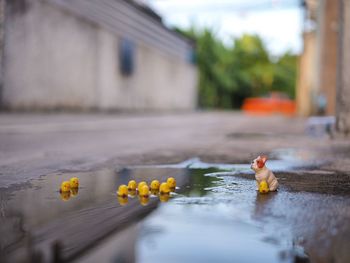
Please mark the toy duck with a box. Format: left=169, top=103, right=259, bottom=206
left=259, top=180, right=269, bottom=194
left=118, top=196, right=128, bottom=206
left=69, top=177, right=79, bottom=188
left=70, top=188, right=79, bottom=197
left=159, top=193, right=170, bottom=202
left=128, top=180, right=137, bottom=191
left=117, top=184, right=128, bottom=197
left=150, top=180, right=160, bottom=190
left=139, top=196, right=149, bottom=206
left=60, top=181, right=71, bottom=193
left=159, top=182, right=170, bottom=194
left=139, top=185, right=150, bottom=197
left=138, top=181, right=147, bottom=191
left=60, top=191, right=71, bottom=201
left=167, top=177, right=176, bottom=190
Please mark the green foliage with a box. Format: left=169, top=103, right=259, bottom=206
left=176, top=27, right=298, bottom=108
left=271, top=52, right=297, bottom=99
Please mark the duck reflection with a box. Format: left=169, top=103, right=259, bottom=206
left=71, top=187, right=79, bottom=197
left=150, top=189, right=159, bottom=196
left=59, top=187, right=79, bottom=201
left=139, top=196, right=149, bottom=206
left=60, top=191, right=71, bottom=201
left=159, top=193, right=170, bottom=202
left=118, top=196, right=129, bottom=206
left=128, top=189, right=137, bottom=198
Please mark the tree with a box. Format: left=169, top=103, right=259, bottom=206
left=175, top=27, right=298, bottom=108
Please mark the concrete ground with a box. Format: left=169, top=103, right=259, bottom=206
left=1, top=111, right=350, bottom=188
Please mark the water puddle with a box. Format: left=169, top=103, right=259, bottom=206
left=76, top=167, right=310, bottom=263
left=0, top=167, right=186, bottom=262
left=1, top=157, right=349, bottom=263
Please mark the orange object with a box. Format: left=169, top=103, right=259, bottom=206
left=242, top=93, right=295, bottom=116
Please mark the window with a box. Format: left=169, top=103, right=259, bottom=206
left=119, top=38, right=135, bottom=76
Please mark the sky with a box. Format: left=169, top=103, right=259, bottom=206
left=146, top=0, right=304, bottom=56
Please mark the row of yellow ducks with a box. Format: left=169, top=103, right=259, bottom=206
left=59, top=177, right=176, bottom=203
left=116, top=178, right=177, bottom=206
left=59, top=177, right=80, bottom=201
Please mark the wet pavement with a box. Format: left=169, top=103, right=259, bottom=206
left=1, top=157, right=350, bottom=263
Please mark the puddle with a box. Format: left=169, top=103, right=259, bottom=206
left=1, top=158, right=350, bottom=263
left=0, top=167, right=186, bottom=262
left=77, top=168, right=310, bottom=263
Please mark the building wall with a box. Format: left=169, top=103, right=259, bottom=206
left=336, top=0, right=350, bottom=135
left=3, top=0, right=99, bottom=109
left=0, top=0, right=5, bottom=104
left=296, top=31, right=316, bottom=116
left=3, top=0, right=197, bottom=111
left=296, top=0, right=339, bottom=116
left=318, top=0, right=339, bottom=115
left=95, top=29, right=197, bottom=111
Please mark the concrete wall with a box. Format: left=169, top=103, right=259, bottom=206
left=318, top=0, right=339, bottom=115
left=2, top=0, right=197, bottom=111
left=296, top=31, right=316, bottom=116
left=4, top=0, right=99, bottom=109
left=336, top=0, right=350, bottom=135
left=0, top=0, right=5, bottom=104
left=96, top=29, right=197, bottom=111
left=296, top=0, right=339, bottom=116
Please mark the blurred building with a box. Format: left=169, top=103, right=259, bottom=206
left=297, top=0, right=350, bottom=135
left=336, top=0, right=350, bottom=135
left=297, top=0, right=339, bottom=116
left=1, top=0, right=197, bottom=111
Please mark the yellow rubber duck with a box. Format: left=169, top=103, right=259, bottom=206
left=69, top=177, right=79, bottom=188
left=70, top=188, right=79, bottom=197
left=139, top=185, right=150, bottom=197
left=128, top=180, right=137, bottom=191
left=60, top=191, right=71, bottom=201
left=139, top=196, right=149, bottom=206
left=138, top=181, right=147, bottom=191
left=167, top=177, right=176, bottom=189
left=60, top=181, right=71, bottom=192
left=117, top=184, right=128, bottom=197
left=259, top=180, right=269, bottom=194
left=150, top=180, right=160, bottom=190
left=159, top=193, right=170, bottom=202
left=117, top=196, right=128, bottom=206
left=159, top=182, right=170, bottom=194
